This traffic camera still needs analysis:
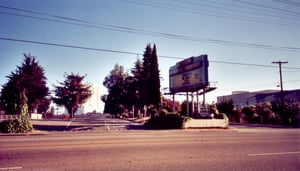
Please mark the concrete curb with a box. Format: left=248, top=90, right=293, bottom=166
left=0, top=130, right=49, bottom=136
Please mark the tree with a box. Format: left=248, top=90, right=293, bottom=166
left=0, top=54, right=49, bottom=114
left=271, top=101, right=300, bottom=126
left=256, top=102, right=275, bottom=124
left=161, top=97, right=181, bottom=113
left=102, top=64, right=127, bottom=115
left=102, top=44, right=161, bottom=115
left=140, top=44, right=152, bottom=107
left=52, top=73, right=92, bottom=118
left=149, top=44, right=161, bottom=107
left=217, top=98, right=234, bottom=119
left=131, top=58, right=143, bottom=82
left=130, top=58, right=143, bottom=110
left=241, top=105, right=257, bottom=123
left=141, top=44, right=161, bottom=108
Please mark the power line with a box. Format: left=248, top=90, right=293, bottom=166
left=121, top=0, right=300, bottom=27
left=0, top=37, right=139, bottom=56
left=175, top=0, right=299, bottom=20
left=273, top=0, right=300, bottom=6
left=1, top=6, right=300, bottom=52
left=234, top=0, right=300, bottom=15
left=1, top=36, right=299, bottom=70
left=198, top=0, right=300, bottom=18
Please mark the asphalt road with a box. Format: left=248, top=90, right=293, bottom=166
left=30, top=114, right=140, bottom=132
left=0, top=118, right=299, bottom=171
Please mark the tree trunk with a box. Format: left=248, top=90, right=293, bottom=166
left=70, top=107, right=74, bottom=118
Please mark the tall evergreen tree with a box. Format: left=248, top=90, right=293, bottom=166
left=141, top=44, right=152, bottom=106
left=149, top=44, right=161, bottom=107
left=141, top=44, right=161, bottom=108
left=0, top=54, right=49, bottom=114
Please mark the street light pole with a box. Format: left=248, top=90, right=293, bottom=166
left=272, top=61, right=288, bottom=106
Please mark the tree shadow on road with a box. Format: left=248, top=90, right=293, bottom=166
left=126, top=124, right=151, bottom=130
left=33, top=124, right=101, bottom=132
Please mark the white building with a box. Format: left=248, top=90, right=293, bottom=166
left=49, top=84, right=103, bottom=115
left=217, top=89, right=300, bottom=109
left=75, top=84, right=103, bottom=114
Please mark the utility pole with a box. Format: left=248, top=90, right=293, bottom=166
left=272, top=61, right=288, bottom=106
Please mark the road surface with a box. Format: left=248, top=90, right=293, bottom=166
left=31, top=114, right=142, bottom=132
left=0, top=117, right=299, bottom=171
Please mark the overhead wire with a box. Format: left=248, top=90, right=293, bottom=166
left=273, top=0, right=300, bottom=7
left=175, top=0, right=299, bottom=19
left=0, top=2, right=298, bottom=92
left=0, top=5, right=299, bottom=52
left=121, top=0, right=300, bottom=27
left=197, top=0, right=300, bottom=18
left=1, top=37, right=299, bottom=71
left=234, top=0, right=300, bottom=15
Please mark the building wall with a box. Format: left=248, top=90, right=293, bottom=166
left=217, top=89, right=300, bottom=108
left=75, top=85, right=102, bottom=114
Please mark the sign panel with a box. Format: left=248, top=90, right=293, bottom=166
left=200, top=105, right=209, bottom=117
left=169, top=55, right=209, bottom=93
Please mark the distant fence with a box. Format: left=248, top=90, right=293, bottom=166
left=0, top=115, right=22, bottom=121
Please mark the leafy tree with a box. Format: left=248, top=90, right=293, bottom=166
left=53, top=73, right=92, bottom=118
left=287, top=102, right=300, bottom=127
left=131, top=58, right=143, bottom=108
left=241, top=105, right=257, bottom=123
left=161, top=97, right=181, bottom=113
left=0, top=54, right=49, bottom=114
left=271, top=101, right=300, bottom=126
left=217, top=98, right=234, bottom=119
left=256, top=102, right=275, bottom=124
left=131, top=58, right=143, bottom=82
left=103, top=64, right=127, bottom=91
left=102, top=44, right=161, bottom=116
left=102, top=64, right=127, bottom=115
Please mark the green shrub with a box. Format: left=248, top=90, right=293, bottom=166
left=159, top=109, right=169, bottom=117
left=145, top=113, right=185, bottom=129
left=0, top=116, right=32, bottom=133
left=214, top=113, right=225, bottom=119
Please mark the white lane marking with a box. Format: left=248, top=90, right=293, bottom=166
left=248, top=151, right=300, bottom=156
left=66, top=118, right=75, bottom=128
left=0, top=166, right=23, bottom=170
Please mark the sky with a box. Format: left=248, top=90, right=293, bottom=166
left=0, top=0, right=299, bottom=112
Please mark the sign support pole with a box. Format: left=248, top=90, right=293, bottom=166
left=202, top=88, right=206, bottom=105
left=191, top=92, right=194, bottom=116
left=172, top=94, right=175, bottom=113
left=186, top=92, right=189, bottom=117
left=196, top=91, right=199, bottom=115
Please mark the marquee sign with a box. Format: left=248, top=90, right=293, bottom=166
left=169, top=55, right=209, bottom=93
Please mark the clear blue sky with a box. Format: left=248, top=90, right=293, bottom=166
left=0, top=0, right=299, bottom=107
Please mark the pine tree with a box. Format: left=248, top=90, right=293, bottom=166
left=141, top=44, right=161, bottom=108
left=0, top=54, right=49, bottom=114
left=141, top=44, right=152, bottom=106
left=150, top=44, right=161, bottom=108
